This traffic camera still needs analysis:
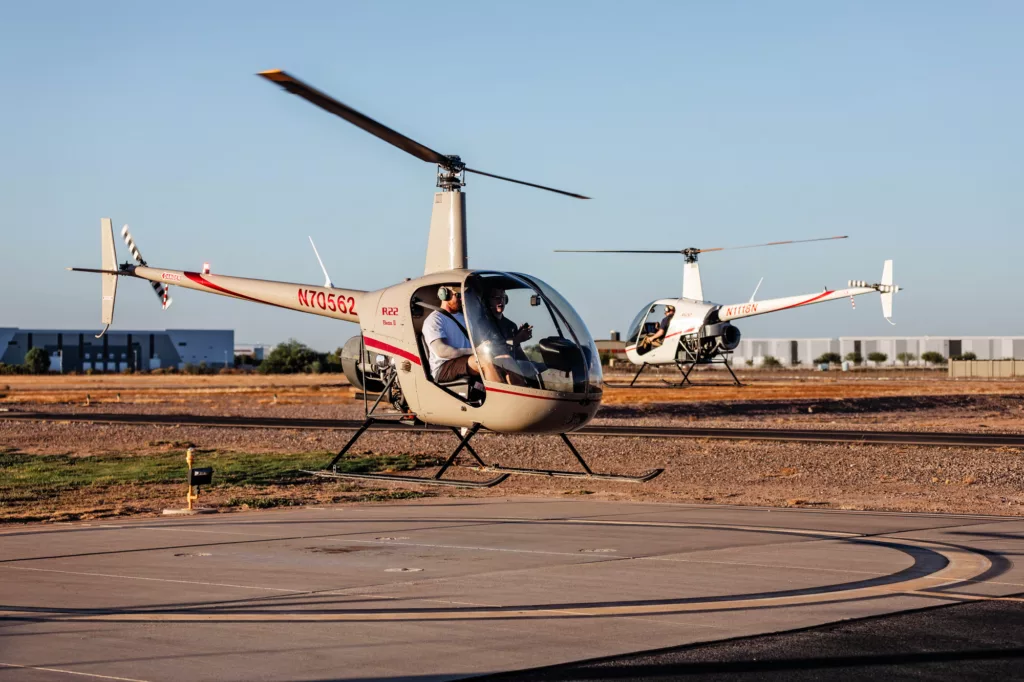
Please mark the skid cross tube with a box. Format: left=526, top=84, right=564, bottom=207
left=476, top=433, right=662, bottom=482
left=603, top=362, right=649, bottom=389
left=630, top=362, right=648, bottom=386
left=433, top=423, right=481, bottom=479
left=660, top=355, right=742, bottom=388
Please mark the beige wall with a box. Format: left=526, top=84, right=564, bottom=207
left=949, top=359, right=1024, bottom=378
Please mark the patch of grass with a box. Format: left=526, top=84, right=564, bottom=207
left=0, top=449, right=427, bottom=508
left=347, top=490, right=433, bottom=503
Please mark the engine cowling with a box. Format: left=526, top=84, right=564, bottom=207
left=701, top=322, right=742, bottom=351
left=340, top=335, right=385, bottom=393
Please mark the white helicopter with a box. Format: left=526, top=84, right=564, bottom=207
left=70, top=69, right=663, bottom=487
left=558, top=238, right=899, bottom=386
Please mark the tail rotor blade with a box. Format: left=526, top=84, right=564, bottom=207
left=122, top=225, right=172, bottom=310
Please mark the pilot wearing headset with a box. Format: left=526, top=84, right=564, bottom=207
left=423, top=285, right=499, bottom=383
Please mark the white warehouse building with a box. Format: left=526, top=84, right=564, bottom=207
left=731, top=336, right=1024, bottom=367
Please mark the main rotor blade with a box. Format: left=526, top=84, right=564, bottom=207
left=259, top=70, right=450, bottom=167
left=698, top=235, right=848, bottom=254
left=465, top=168, right=590, bottom=200
left=554, top=249, right=679, bottom=253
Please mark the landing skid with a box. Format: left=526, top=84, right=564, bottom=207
left=474, top=435, right=663, bottom=483
left=308, top=421, right=660, bottom=487
left=303, top=469, right=509, bottom=488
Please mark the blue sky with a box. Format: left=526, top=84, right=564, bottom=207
left=2, top=2, right=1021, bottom=350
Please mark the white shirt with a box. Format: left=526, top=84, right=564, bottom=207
left=422, top=310, right=471, bottom=377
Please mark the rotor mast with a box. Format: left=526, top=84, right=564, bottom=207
left=681, top=248, right=704, bottom=301
left=427, top=157, right=468, bottom=274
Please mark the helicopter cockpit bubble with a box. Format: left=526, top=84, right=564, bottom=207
left=463, top=272, right=602, bottom=395
left=627, top=301, right=679, bottom=356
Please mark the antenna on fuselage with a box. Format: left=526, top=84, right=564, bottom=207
left=749, top=277, right=763, bottom=302
left=308, top=237, right=334, bottom=289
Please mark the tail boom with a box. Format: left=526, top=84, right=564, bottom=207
left=133, top=267, right=363, bottom=323
left=717, top=286, right=876, bottom=322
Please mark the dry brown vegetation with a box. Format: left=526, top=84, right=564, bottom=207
left=2, top=373, right=1023, bottom=523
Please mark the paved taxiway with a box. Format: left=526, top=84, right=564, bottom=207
left=1, top=499, right=1022, bottom=681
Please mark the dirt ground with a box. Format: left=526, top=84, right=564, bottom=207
left=2, top=372, right=1023, bottom=522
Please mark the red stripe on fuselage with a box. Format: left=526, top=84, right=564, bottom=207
left=363, top=336, right=422, bottom=366
left=184, top=272, right=268, bottom=306
left=485, top=386, right=599, bottom=402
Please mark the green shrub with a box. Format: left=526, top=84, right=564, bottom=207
left=259, top=339, right=319, bottom=374
left=844, top=352, right=863, bottom=366
left=23, top=348, right=49, bottom=375
left=867, top=351, right=888, bottom=364
left=921, top=351, right=945, bottom=365
left=814, top=352, right=842, bottom=365
left=761, top=355, right=782, bottom=369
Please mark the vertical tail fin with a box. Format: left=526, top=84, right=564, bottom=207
left=880, top=259, right=894, bottom=324
left=97, top=218, right=118, bottom=338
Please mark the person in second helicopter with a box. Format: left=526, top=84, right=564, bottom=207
left=639, top=305, right=675, bottom=351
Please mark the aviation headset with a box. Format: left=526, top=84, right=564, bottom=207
left=437, top=286, right=460, bottom=302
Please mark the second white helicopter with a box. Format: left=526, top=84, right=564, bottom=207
left=558, top=237, right=900, bottom=386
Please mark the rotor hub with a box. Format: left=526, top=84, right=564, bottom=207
left=437, top=155, right=466, bottom=192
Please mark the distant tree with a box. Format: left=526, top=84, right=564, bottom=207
left=259, top=339, right=319, bottom=374
left=23, top=348, right=49, bottom=375
left=815, top=352, right=842, bottom=365
left=867, top=351, right=888, bottom=365
left=951, top=352, right=977, bottom=361
left=761, top=355, right=782, bottom=369
left=844, top=351, right=864, bottom=366
left=921, top=351, right=945, bottom=365
left=896, top=351, right=916, bottom=366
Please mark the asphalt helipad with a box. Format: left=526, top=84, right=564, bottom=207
left=1, top=499, right=1022, bottom=681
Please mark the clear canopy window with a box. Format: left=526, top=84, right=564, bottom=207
left=463, top=272, right=602, bottom=395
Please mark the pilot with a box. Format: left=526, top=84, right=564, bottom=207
left=423, top=285, right=498, bottom=383
left=487, top=289, right=533, bottom=348
left=640, top=305, right=675, bottom=350
left=478, top=288, right=533, bottom=384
